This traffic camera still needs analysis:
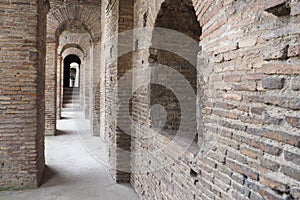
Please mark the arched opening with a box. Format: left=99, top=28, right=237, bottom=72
left=62, top=54, right=81, bottom=109
left=149, top=0, right=202, bottom=149
left=63, top=54, right=81, bottom=88
left=69, top=62, right=80, bottom=87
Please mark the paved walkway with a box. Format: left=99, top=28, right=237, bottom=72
left=0, top=111, right=139, bottom=200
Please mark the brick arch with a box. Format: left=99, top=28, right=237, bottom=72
left=154, top=0, right=201, bottom=40
left=145, top=0, right=219, bottom=39
left=148, top=0, right=202, bottom=148
left=60, top=44, right=85, bottom=57
left=47, top=5, right=101, bottom=41
left=58, top=31, right=91, bottom=57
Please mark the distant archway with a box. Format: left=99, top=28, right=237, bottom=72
left=63, top=54, right=81, bottom=88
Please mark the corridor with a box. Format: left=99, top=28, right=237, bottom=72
left=0, top=111, right=139, bottom=200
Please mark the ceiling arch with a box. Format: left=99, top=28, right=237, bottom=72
left=47, top=5, right=101, bottom=41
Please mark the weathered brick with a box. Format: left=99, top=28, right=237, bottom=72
left=261, top=128, right=300, bottom=147
left=226, top=159, right=259, bottom=180
left=285, top=116, right=300, bottom=128
left=260, top=175, right=289, bottom=193
left=262, top=113, right=283, bottom=125
left=223, top=93, right=243, bottom=101
left=281, top=165, right=300, bottom=181
left=262, top=77, right=284, bottom=89
left=242, top=73, right=267, bottom=81
left=291, top=77, right=300, bottom=91
left=264, top=96, right=300, bottom=110
left=263, top=45, right=288, bottom=61
left=250, top=107, right=265, bottom=115
left=284, top=151, right=300, bottom=165
left=288, top=44, right=300, bottom=57
left=224, top=74, right=241, bottom=82
left=260, top=158, right=280, bottom=171
left=239, top=37, right=257, bottom=48
left=240, top=115, right=262, bottom=124
left=260, top=64, right=300, bottom=75
left=233, top=83, right=257, bottom=91
left=259, top=188, right=285, bottom=200
left=240, top=146, right=263, bottom=159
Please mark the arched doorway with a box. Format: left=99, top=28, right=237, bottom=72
left=63, top=54, right=81, bottom=88
left=62, top=54, right=82, bottom=109
left=149, top=0, right=202, bottom=147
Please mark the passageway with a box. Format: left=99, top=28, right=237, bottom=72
left=0, top=110, right=138, bottom=200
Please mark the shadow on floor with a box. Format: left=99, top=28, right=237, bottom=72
left=40, top=165, right=57, bottom=186
left=56, top=130, right=72, bottom=136
left=60, top=116, right=74, bottom=120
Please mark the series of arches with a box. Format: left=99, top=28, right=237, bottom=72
left=45, top=0, right=205, bottom=183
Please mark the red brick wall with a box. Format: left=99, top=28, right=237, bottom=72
left=45, top=42, right=57, bottom=136
left=0, top=0, right=48, bottom=189
left=131, top=0, right=300, bottom=199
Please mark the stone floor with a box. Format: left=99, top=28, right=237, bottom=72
left=0, top=111, right=139, bottom=200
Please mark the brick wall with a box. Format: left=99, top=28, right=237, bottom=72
left=90, top=41, right=101, bottom=136
left=0, top=0, right=48, bottom=189
left=101, top=0, right=135, bottom=182
left=45, top=42, right=57, bottom=136
left=1, top=0, right=299, bottom=197
left=130, top=0, right=300, bottom=199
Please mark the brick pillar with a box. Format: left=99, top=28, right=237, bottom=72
left=100, top=0, right=108, bottom=141
left=56, top=55, right=62, bottom=119
left=89, top=44, right=94, bottom=132
left=45, top=42, right=57, bottom=136
left=84, top=54, right=91, bottom=119
left=0, top=0, right=48, bottom=189
left=115, top=0, right=134, bottom=183
left=91, top=41, right=101, bottom=136
left=80, top=58, right=85, bottom=110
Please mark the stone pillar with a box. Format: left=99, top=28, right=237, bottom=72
left=45, top=42, right=57, bottom=136
left=0, top=0, right=48, bottom=189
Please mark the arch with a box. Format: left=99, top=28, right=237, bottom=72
left=55, top=20, right=93, bottom=39
left=60, top=44, right=85, bottom=56
left=149, top=0, right=202, bottom=146
left=63, top=54, right=82, bottom=88
left=155, top=0, right=201, bottom=40
left=58, top=31, right=91, bottom=57
left=47, top=5, right=101, bottom=40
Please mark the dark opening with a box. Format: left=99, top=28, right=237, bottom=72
left=63, top=54, right=81, bottom=88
